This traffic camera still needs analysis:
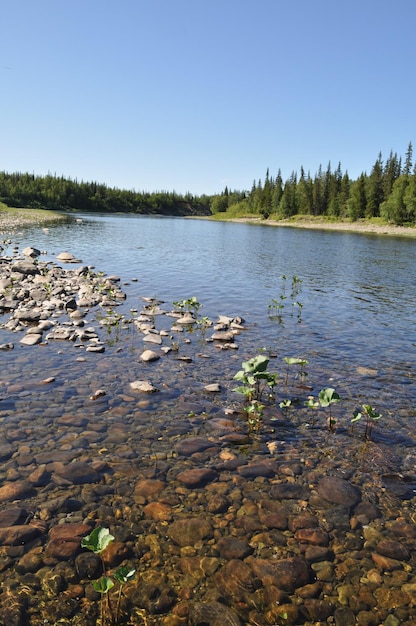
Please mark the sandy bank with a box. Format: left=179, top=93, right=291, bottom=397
left=0, top=207, right=67, bottom=233
left=227, top=216, right=416, bottom=237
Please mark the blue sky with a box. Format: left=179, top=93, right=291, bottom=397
left=1, top=1, right=415, bottom=195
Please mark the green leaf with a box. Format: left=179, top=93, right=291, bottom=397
left=318, top=388, right=340, bottom=407
left=114, top=566, right=136, bottom=584
left=93, top=576, right=114, bottom=594
left=242, top=355, right=269, bottom=373
left=81, top=527, right=115, bottom=554
left=284, top=357, right=307, bottom=366
left=233, top=385, right=253, bottom=396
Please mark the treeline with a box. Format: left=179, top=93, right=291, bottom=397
left=0, top=171, right=211, bottom=217
left=212, top=143, right=416, bottom=225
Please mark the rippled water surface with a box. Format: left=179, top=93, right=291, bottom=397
left=7, top=213, right=416, bottom=400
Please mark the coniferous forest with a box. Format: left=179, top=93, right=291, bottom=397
left=1, top=143, right=415, bottom=225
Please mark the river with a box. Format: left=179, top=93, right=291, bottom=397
left=1, top=214, right=416, bottom=625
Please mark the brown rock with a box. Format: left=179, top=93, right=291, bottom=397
left=102, top=541, right=130, bottom=567
left=47, top=523, right=91, bottom=560
left=217, top=537, right=253, bottom=560
left=371, top=552, right=402, bottom=571
left=270, top=482, right=308, bottom=499
left=0, top=508, right=29, bottom=528
left=53, top=461, right=101, bottom=485
left=143, top=502, right=173, bottom=521
left=213, top=559, right=256, bottom=602
left=175, top=437, right=217, bottom=456
left=246, top=556, right=310, bottom=592
left=0, top=524, right=43, bottom=546
left=238, top=462, right=275, bottom=479
left=134, top=479, right=165, bottom=499
left=176, top=468, right=218, bottom=488
left=295, top=528, right=330, bottom=546
left=0, top=481, right=34, bottom=503
left=317, top=476, right=360, bottom=506
left=375, top=539, right=410, bottom=561
left=168, top=518, right=213, bottom=547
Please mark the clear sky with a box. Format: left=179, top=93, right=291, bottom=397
left=1, top=0, right=415, bottom=195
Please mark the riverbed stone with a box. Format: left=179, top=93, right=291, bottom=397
left=143, top=502, right=173, bottom=521
left=216, top=537, right=253, bottom=560
left=176, top=468, right=218, bottom=488
left=20, top=333, right=42, bottom=346
left=134, top=479, right=165, bottom=500
left=246, top=555, right=310, bottom=592
left=0, top=524, right=44, bottom=546
left=374, top=538, right=410, bottom=561
left=130, top=380, right=159, bottom=393
left=189, top=601, right=241, bottom=626
left=47, top=523, right=91, bottom=560
left=213, top=559, right=256, bottom=602
left=168, top=518, right=213, bottom=547
left=317, top=476, right=361, bottom=506
left=174, top=437, right=217, bottom=456
left=140, top=349, right=160, bottom=362
left=52, top=461, right=101, bottom=485
left=0, top=481, right=34, bottom=503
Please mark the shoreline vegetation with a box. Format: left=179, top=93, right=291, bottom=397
left=210, top=214, right=416, bottom=237
left=1, top=143, right=416, bottom=228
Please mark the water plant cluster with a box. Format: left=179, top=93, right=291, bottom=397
left=233, top=353, right=381, bottom=440
left=268, top=275, right=303, bottom=323
left=81, top=527, right=136, bottom=626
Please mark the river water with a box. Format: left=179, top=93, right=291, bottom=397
left=1, top=214, right=416, bottom=625
left=6, top=213, right=416, bottom=421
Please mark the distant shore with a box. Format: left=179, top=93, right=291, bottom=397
left=2, top=206, right=416, bottom=239
left=224, top=216, right=416, bottom=237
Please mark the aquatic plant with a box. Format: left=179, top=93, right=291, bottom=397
left=318, top=387, right=340, bottom=432
left=304, top=395, right=320, bottom=425
left=290, top=274, right=303, bottom=297
left=245, top=400, right=265, bottom=434
left=81, top=526, right=135, bottom=625
left=268, top=275, right=303, bottom=323
left=351, top=404, right=382, bottom=440
left=233, top=354, right=278, bottom=403
left=234, top=355, right=278, bottom=436
left=268, top=294, right=287, bottom=321
left=292, top=300, right=303, bottom=322
left=173, top=296, right=201, bottom=315
left=283, top=357, right=308, bottom=386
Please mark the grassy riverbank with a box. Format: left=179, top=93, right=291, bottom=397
left=210, top=212, right=416, bottom=237
left=0, top=204, right=67, bottom=233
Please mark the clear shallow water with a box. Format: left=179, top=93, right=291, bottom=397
left=3, top=213, right=416, bottom=439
